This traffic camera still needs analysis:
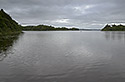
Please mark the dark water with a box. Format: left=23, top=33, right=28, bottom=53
left=0, top=31, right=125, bottom=82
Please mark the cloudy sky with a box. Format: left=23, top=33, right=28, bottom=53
left=0, top=0, right=125, bottom=28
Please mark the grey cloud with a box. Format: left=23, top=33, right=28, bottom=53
left=0, top=0, right=125, bottom=28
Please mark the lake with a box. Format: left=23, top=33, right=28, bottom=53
left=0, top=31, right=125, bottom=82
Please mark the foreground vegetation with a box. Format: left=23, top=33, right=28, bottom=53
left=23, top=25, right=79, bottom=31
left=102, top=24, right=125, bottom=31
left=0, top=9, right=23, bottom=56
left=0, top=9, right=22, bottom=35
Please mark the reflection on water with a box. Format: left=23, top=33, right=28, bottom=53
left=0, top=33, right=22, bottom=61
left=104, top=31, right=125, bottom=41
left=0, top=31, right=125, bottom=82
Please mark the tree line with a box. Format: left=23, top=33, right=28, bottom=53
left=22, top=25, right=79, bottom=31
left=102, top=24, right=125, bottom=31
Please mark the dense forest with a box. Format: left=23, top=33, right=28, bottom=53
left=23, top=25, right=79, bottom=31
left=0, top=9, right=22, bottom=35
left=102, top=24, right=125, bottom=31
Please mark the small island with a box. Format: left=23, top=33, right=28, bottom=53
left=102, top=24, right=125, bottom=31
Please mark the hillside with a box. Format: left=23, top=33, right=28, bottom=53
left=23, top=25, right=79, bottom=31
left=0, top=9, right=22, bottom=35
left=102, top=24, right=125, bottom=31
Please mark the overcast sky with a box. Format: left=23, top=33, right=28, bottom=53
left=0, top=0, right=125, bottom=28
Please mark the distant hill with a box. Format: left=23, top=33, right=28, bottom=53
left=23, top=25, right=79, bottom=31
left=0, top=9, right=22, bottom=35
left=102, top=24, right=125, bottom=31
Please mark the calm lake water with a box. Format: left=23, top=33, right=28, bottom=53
left=0, top=31, right=125, bottom=82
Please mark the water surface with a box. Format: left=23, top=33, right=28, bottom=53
left=0, top=31, right=125, bottom=82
